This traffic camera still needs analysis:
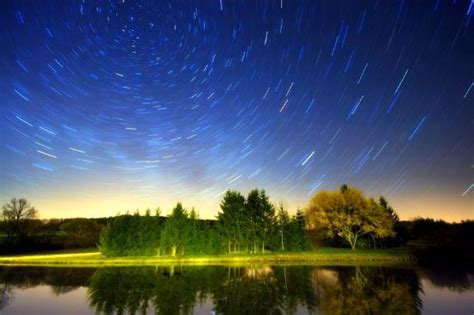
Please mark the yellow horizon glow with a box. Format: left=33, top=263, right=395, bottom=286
left=3, top=189, right=470, bottom=223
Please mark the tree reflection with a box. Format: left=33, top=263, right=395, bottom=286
left=0, top=265, right=431, bottom=314
left=88, top=266, right=226, bottom=315
left=86, top=265, right=424, bottom=315
left=0, top=267, right=95, bottom=310
left=87, top=266, right=317, bottom=315
left=212, top=267, right=282, bottom=314
left=0, top=264, right=472, bottom=314
left=312, top=266, right=422, bottom=315
left=0, top=282, right=12, bottom=311
left=213, top=266, right=317, bottom=314
left=419, top=267, right=474, bottom=292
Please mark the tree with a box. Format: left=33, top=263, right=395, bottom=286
left=1, top=198, right=38, bottom=241
left=217, top=190, right=246, bottom=253
left=288, top=214, right=312, bottom=251
left=246, top=189, right=275, bottom=253
left=276, top=203, right=290, bottom=251
left=160, top=203, right=190, bottom=256
left=305, top=185, right=394, bottom=250
left=379, top=197, right=399, bottom=223
left=378, top=196, right=406, bottom=247
left=155, top=207, right=161, bottom=217
left=187, top=207, right=200, bottom=254
left=295, top=207, right=305, bottom=229
left=59, top=218, right=102, bottom=248
left=99, top=214, right=162, bottom=256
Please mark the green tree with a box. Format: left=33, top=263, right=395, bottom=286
left=187, top=207, right=201, bottom=254
left=271, top=207, right=311, bottom=252
left=276, top=203, right=291, bottom=251
left=1, top=198, right=38, bottom=242
left=379, top=197, right=399, bottom=223
left=246, top=189, right=275, bottom=253
left=286, top=207, right=312, bottom=251
left=99, top=214, right=162, bottom=256
left=217, top=191, right=246, bottom=253
left=305, top=185, right=394, bottom=250
left=160, top=203, right=190, bottom=256
left=295, top=207, right=305, bottom=229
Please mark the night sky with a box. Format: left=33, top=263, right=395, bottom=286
left=1, top=0, right=473, bottom=221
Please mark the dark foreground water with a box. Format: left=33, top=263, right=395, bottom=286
left=0, top=265, right=472, bottom=314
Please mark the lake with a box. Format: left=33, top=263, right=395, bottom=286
left=0, top=265, right=472, bottom=314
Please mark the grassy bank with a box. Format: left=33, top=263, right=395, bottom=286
left=0, top=248, right=415, bottom=267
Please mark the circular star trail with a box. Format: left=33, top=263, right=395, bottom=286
left=0, top=0, right=473, bottom=220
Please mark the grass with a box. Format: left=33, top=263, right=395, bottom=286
left=0, top=247, right=415, bottom=267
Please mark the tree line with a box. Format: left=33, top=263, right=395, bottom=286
left=2, top=185, right=472, bottom=260
left=0, top=198, right=106, bottom=253
left=100, top=189, right=311, bottom=256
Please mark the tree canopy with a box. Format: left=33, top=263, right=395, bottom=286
left=97, top=188, right=310, bottom=256
left=216, top=188, right=309, bottom=254
left=217, top=190, right=246, bottom=253
left=1, top=198, right=38, bottom=241
left=245, top=189, right=275, bottom=253
left=305, top=185, right=395, bottom=249
left=160, top=202, right=190, bottom=256
left=99, top=212, right=162, bottom=256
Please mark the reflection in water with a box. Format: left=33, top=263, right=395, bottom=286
left=87, top=266, right=421, bottom=315
left=0, top=265, right=472, bottom=314
left=0, top=267, right=94, bottom=311
left=312, top=267, right=422, bottom=315
left=0, top=281, right=12, bottom=311
left=418, top=267, right=474, bottom=293
left=88, top=266, right=216, bottom=315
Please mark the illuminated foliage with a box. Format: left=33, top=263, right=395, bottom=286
left=217, top=190, right=246, bottom=253
left=99, top=214, right=163, bottom=256
left=160, top=203, right=191, bottom=256
left=245, top=189, right=275, bottom=253
left=305, top=185, right=395, bottom=250
left=99, top=188, right=312, bottom=256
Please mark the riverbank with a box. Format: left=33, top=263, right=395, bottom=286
left=0, top=248, right=415, bottom=267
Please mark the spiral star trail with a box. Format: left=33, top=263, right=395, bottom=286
left=0, top=1, right=473, bottom=221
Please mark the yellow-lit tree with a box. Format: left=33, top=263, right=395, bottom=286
left=305, top=185, right=394, bottom=250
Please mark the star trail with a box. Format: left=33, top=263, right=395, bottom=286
left=0, top=0, right=473, bottom=221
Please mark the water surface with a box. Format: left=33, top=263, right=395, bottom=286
left=0, top=265, right=472, bottom=314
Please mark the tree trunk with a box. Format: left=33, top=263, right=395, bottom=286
left=349, top=233, right=359, bottom=250
left=171, top=245, right=177, bottom=256
left=281, top=229, right=285, bottom=251
left=262, top=241, right=265, bottom=253
left=347, top=236, right=356, bottom=250
left=228, top=240, right=231, bottom=253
